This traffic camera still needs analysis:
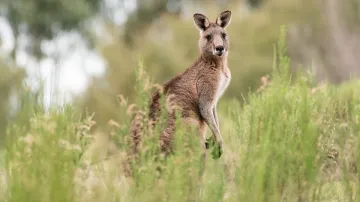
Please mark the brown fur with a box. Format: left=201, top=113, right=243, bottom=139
left=126, top=10, right=232, bottom=176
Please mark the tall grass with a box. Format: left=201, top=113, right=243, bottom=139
left=1, top=27, right=360, bottom=202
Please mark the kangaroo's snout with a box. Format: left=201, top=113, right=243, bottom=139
left=215, top=46, right=224, bottom=52
left=215, top=46, right=225, bottom=56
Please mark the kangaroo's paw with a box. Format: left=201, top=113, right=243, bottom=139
left=205, top=137, right=215, bottom=149
left=211, top=142, right=223, bottom=159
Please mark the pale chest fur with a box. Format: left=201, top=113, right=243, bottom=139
left=214, top=67, right=231, bottom=105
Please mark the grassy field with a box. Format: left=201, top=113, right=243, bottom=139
left=1, top=29, right=360, bottom=202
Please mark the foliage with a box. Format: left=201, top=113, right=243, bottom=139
left=5, top=106, right=95, bottom=202
left=0, top=0, right=101, bottom=58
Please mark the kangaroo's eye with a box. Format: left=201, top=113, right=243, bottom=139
left=222, top=33, right=227, bottom=38
left=205, top=34, right=212, bottom=41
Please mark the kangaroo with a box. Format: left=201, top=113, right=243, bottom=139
left=128, top=10, right=232, bottom=169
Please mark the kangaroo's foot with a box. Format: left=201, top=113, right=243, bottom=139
left=211, top=141, right=223, bottom=159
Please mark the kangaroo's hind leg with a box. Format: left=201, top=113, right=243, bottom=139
left=182, top=118, right=207, bottom=177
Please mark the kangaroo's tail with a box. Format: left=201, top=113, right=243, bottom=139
left=123, top=90, right=162, bottom=177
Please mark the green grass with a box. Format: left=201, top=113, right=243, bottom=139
left=2, top=28, right=360, bottom=202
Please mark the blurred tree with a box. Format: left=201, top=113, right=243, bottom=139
left=0, top=0, right=104, bottom=146
left=246, top=0, right=263, bottom=9
left=123, top=0, right=168, bottom=46
left=0, top=0, right=102, bottom=59
left=287, top=0, right=360, bottom=83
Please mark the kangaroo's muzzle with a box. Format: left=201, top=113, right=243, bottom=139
left=214, top=45, right=225, bottom=56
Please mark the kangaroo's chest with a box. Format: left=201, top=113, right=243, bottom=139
left=214, top=68, right=231, bottom=105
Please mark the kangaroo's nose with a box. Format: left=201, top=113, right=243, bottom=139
left=215, top=46, right=224, bottom=52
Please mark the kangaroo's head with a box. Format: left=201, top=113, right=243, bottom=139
left=193, top=10, right=232, bottom=58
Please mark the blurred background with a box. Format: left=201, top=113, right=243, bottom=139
left=0, top=0, right=360, bottom=142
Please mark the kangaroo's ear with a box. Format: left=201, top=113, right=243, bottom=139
left=193, top=13, right=210, bottom=31
left=216, top=10, right=232, bottom=28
